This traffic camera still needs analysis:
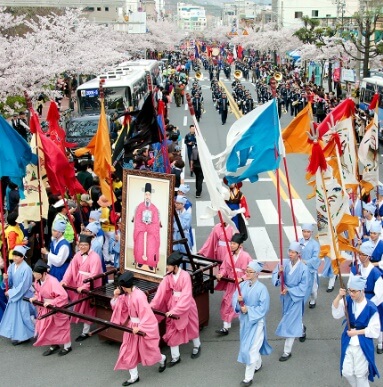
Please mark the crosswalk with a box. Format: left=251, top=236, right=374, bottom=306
left=192, top=197, right=315, bottom=262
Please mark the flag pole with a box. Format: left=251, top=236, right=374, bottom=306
left=276, top=168, right=285, bottom=292
left=0, top=182, right=8, bottom=290
left=185, top=92, right=242, bottom=297
left=283, top=157, right=298, bottom=241
left=25, top=92, right=46, bottom=248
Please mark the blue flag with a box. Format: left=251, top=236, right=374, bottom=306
left=214, top=99, right=284, bottom=185
left=0, top=115, right=33, bottom=183
left=194, top=43, right=200, bottom=59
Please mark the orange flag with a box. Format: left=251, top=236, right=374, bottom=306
left=282, top=103, right=314, bottom=154
left=75, top=100, right=115, bottom=203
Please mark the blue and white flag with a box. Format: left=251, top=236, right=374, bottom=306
left=214, top=99, right=284, bottom=185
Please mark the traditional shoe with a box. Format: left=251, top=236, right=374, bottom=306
left=191, top=346, right=201, bottom=359
left=254, top=364, right=262, bottom=374
left=279, top=353, right=292, bottom=362
left=43, top=345, right=60, bottom=356
left=58, top=347, right=72, bottom=356
left=122, top=377, right=140, bottom=386
left=215, top=328, right=229, bottom=336
left=299, top=326, right=307, bottom=342
left=309, top=302, right=316, bottom=309
left=240, top=380, right=253, bottom=386
left=326, top=287, right=334, bottom=293
left=12, top=339, right=30, bottom=346
left=168, top=357, right=181, bottom=367
left=159, top=356, right=167, bottom=373
left=377, top=345, right=383, bottom=355
left=75, top=333, right=90, bottom=342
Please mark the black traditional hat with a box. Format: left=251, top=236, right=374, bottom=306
left=33, top=259, right=49, bottom=274
left=166, top=251, right=183, bottom=266
left=118, top=271, right=134, bottom=288
left=144, top=183, right=152, bottom=193
left=79, top=234, right=93, bottom=245
left=231, top=233, right=245, bottom=244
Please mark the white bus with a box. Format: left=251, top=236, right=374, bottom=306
left=115, top=59, right=162, bottom=88
left=76, top=67, right=148, bottom=116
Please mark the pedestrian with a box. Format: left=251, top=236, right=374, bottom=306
left=215, top=233, right=252, bottom=336
left=184, top=125, right=196, bottom=176
left=0, top=245, right=35, bottom=345
left=150, top=252, right=201, bottom=366
left=41, top=220, right=71, bottom=282
left=363, top=221, right=383, bottom=273
left=272, top=241, right=309, bottom=361
left=173, top=196, right=192, bottom=253
left=299, top=223, right=320, bottom=308
left=351, top=242, right=383, bottom=355
left=30, top=259, right=72, bottom=356
left=61, top=234, right=103, bottom=342
left=190, top=144, right=204, bottom=198
left=111, top=271, right=167, bottom=386
left=218, top=92, right=230, bottom=125
left=232, top=260, right=272, bottom=387
left=53, top=199, right=75, bottom=244
left=332, top=275, right=380, bottom=386
left=4, top=211, right=26, bottom=262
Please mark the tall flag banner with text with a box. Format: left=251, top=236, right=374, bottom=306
left=358, top=94, right=379, bottom=193
left=17, top=134, right=49, bottom=223
left=214, top=99, right=282, bottom=185
left=0, top=115, right=34, bottom=195
left=75, top=99, right=114, bottom=203
left=29, top=112, right=84, bottom=196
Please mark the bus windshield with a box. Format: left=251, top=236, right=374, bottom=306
left=77, top=86, right=131, bottom=114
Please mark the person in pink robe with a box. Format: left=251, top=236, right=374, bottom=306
left=30, top=259, right=72, bottom=356
left=132, top=183, right=161, bottom=271
left=215, top=233, right=253, bottom=336
left=61, top=234, right=103, bottom=342
left=198, top=222, right=235, bottom=265
left=111, top=271, right=166, bottom=386
left=150, top=251, right=201, bottom=367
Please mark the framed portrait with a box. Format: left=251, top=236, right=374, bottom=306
left=120, top=170, right=175, bottom=281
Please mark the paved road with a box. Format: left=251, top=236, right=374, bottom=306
left=1, top=71, right=382, bottom=386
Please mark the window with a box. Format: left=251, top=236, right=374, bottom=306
left=105, top=7, right=109, bottom=12
left=97, top=7, right=101, bottom=11
left=312, top=10, right=318, bottom=17
left=294, top=12, right=303, bottom=18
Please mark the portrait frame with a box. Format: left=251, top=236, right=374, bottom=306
left=120, top=169, right=175, bottom=282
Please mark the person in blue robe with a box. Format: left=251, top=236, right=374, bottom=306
left=351, top=242, right=383, bottom=356
left=360, top=202, right=377, bottom=242
left=332, top=275, right=380, bottom=386
left=41, top=220, right=71, bottom=282
left=173, top=196, right=192, bottom=254
left=0, top=245, right=35, bottom=344
left=272, top=241, right=309, bottom=361
left=365, top=221, right=383, bottom=276
left=232, top=260, right=272, bottom=387
left=177, top=184, right=194, bottom=249
left=299, top=223, right=320, bottom=308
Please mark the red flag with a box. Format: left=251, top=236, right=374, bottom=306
left=368, top=93, right=379, bottom=110
left=29, top=112, right=85, bottom=196
left=46, top=102, right=77, bottom=150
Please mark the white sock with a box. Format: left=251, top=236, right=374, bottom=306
left=129, top=367, right=138, bottom=380
left=223, top=321, right=231, bottom=329
left=284, top=337, right=295, bottom=354
left=170, top=346, right=180, bottom=360
left=64, top=341, right=71, bottom=350
left=82, top=323, right=91, bottom=335
left=159, top=353, right=166, bottom=365
left=192, top=337, right=201, bottom=348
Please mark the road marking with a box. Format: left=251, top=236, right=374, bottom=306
left=185, top=104, right=188, bottom=111
left=183, top=116, right=187, bottom=126
left=285, top=199, right=316, bottom=224
left=283, top=225, right=302, bottom=244
left=256, top=199, right=283, bottom=224
left=278, top=169, right=300, bottom=199
left=195, top=201, right=215, bottom=227
left=267, top=172, right=288, bottom=201
left=248, top=226, right=279, bottom=262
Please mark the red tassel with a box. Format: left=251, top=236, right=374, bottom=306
left=368, top=93, right=379, bottom=110
left=307, top=142, right=327, bottom=174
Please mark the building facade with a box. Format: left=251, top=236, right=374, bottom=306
left=177, top=2, right=207, bottom=31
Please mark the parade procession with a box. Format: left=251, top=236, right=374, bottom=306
left=1, top=3, right=383, bottom=387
